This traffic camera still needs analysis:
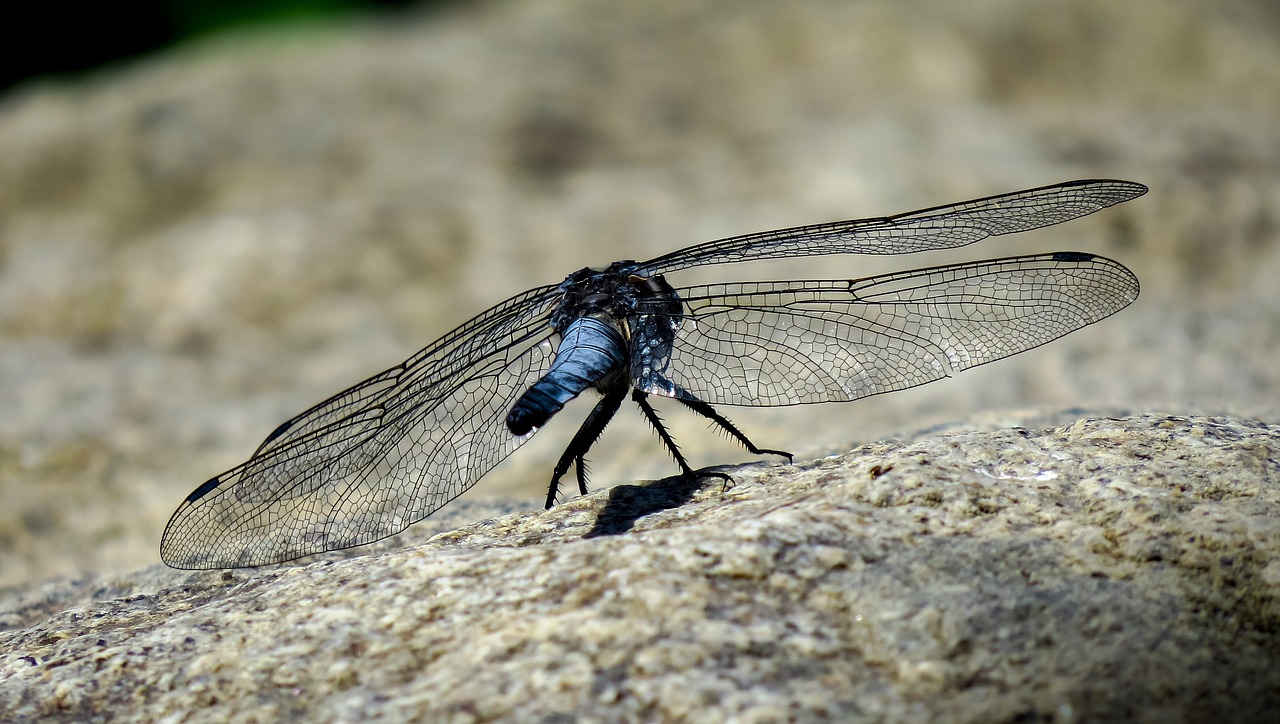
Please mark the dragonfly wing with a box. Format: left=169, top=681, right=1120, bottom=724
left=644, top=253, right=1138, bottom=406
left=160, top=285, right=560, bottom=569
left=637, top=180, right=1146, bottom=275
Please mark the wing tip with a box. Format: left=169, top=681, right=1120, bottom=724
left=1067, top=178, right=1149, bottom=203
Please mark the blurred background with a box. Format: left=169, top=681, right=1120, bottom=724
left=1, top=0, right=1277, bottom=588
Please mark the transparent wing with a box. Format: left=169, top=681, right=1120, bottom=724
left=635, top=180, right=1146, bottom=275
left=645, top=253, right=1138, bottom=406
left=160, top=284, right=561, bottom=569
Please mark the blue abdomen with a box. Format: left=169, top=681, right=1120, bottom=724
left=506, top=316, right=627, bottom=435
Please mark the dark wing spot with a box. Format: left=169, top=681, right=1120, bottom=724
left=186, top=476, right=222, bottom=503
left=1051, top=251, right=1096, bottom=262
left=261, top=419, right=294, bottom=446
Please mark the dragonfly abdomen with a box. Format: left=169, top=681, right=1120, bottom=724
left=506, top=316, right=628, bottom=435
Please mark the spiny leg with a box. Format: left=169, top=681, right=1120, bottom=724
left=631, top=390, right=731, bottom=485
left=678, top=397, right=793, bottom=462
left=545, top=384, right=628, bottom=508
left=574, top=455, right=591, bottom=497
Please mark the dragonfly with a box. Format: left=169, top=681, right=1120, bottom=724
left=161, top=179, right=1145, bottom=569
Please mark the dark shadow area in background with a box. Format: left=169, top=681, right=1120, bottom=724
left=1, top=0, right=449, bottom=93
left=584, top=469, right=731, bottom=538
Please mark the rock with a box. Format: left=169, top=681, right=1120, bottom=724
left=2, top=414, right=1277, bottom=720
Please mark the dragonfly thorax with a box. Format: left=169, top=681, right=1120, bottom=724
left=507, top=266, right=685, bottom=436
left=550, top=261, right=639, bottom=334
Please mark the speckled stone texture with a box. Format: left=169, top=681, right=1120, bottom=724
left=2, top=414, right=1277, bottom=721
left=2, top=0, right=1279, bottom=719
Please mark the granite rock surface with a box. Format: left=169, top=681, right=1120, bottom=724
left=2, top=414, right=1277, bottom=721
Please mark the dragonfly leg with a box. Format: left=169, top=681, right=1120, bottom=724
left=545, top=384, right=627, bottom=508
left=678, top=397, right=793, bottom=462
left=631, top=390, right=693, bottom=475
left=574, top=455, right=590, bottom=496
left=632, top=391, right=733, bottom=490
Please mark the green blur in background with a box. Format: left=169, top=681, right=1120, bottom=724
left=3, top=0, right=442, bottom=92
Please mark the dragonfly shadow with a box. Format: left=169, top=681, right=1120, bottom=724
left=583, top=468, right=729, bottom=538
